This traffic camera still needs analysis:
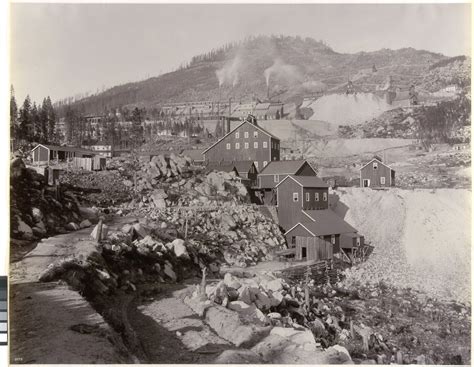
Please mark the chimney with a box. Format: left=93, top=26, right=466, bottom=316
left=226, top=118, right=230, bottom=134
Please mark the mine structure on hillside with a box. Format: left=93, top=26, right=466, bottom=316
left=360, top=156, right=396, bottom=188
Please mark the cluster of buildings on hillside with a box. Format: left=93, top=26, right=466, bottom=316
left=196, top=114, right=397, bottom=263
left=31, top=113, right=398, bottom=264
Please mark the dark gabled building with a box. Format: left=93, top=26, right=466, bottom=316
left=202, top=116, right=280, bottom=172
left=275, top=175, right=330, bottom=231
left=360, top=156, right=395, bottom=188
left=284, top=210, right=360, bottom=261
left=232, top=161, right=258, bottom=186
left=258, top=160, right=317, bottom=188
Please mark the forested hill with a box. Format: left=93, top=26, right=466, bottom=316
left=56, top=35, right=470, bottom=115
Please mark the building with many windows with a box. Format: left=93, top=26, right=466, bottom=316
left=202, top=115, right=280, bottom=172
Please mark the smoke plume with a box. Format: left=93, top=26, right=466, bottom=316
left=215, top=55, right=242, bottom=87
left=264, top=58, right=303, bottom=86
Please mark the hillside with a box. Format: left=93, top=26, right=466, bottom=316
left=57, top=35, right=470, bottom=115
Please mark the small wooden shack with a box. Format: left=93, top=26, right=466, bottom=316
left=360, top=156, right=395, bottom=188
left=294, top=236, right=334, bottom=262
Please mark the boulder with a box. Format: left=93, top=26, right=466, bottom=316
left=79, top=219, right=92, bottom=229
left=32, top=207, right=43, bottom=223
left=262, top=278, right=284, bottom=292
left=214, top=350, right=263, bottom=364
left=164, top=261, right=177, bottom=281
left=65, top=222, right=80, bottom=231
left=17, top=219, right=33, bottom=239
left=228, top=301, right=255, bottom=314
left=167, top=238, right=189, bottom=258
left=204, top=305, right=271, bottom=347
left=132, top=223, right=149, bottom=238
left=223, top=273, right=242, bottom=290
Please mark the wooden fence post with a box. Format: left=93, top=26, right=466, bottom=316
left=96, top=218, right=104, bottom=244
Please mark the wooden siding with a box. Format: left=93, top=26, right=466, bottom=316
left=285, top=224, right=313, bottom=247
left=33, top=146, right=49, bottom=163
left=302, top=187, right=329, bottom=210
left=295, top=162, right=317, bottom=176
left=295, top=236, right=333, bottom=261
left=203, top=122, right=277, bottom=171
left=276, top=178, right=304, bottom=231
left=360, top=160, right=394, bottom=187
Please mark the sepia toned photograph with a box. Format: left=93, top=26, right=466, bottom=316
left=8, top=2, right=471, bottom=364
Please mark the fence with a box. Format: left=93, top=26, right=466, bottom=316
left=277, top=259, right=340, bottom=285
left=72, top=157, right=106, bottom=171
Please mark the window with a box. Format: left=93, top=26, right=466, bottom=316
left=244, top=131, right=249, bottom=138
left=315, top=192, right=320, bottom=201
left=226, top=143, right=231, bottom=150
left=254, top=142, right=258, bottom=149
left=263, top=141, right=268, bottom=148
left=254, top=131, right=258, bottom=138
left=235, top=132, right=240, bottom=139
left=323, top=192, right=328, bottom=201
left=373, top=162, right=378, bottom=169
left=291, top=236, right=296, bottom=246
left=244, top=142, right=249, bottom=149
left=235, top=142, right=240, bottom=149
left=254, top=161, right=258, bottom=169
left=293, top=193, right=299, bottom=202
left=306, top=192, right=310, bottom=201
left=380, top=176, right=386, bottom=185
left=331, top=235, right=336, bottom=245
left=263, top=161, right=268, bottom=167
left=274, top=175, right=279, bottom=183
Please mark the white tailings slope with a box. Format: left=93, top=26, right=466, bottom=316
left=333, top=188, right=470, bottom=304
left=308, top=93, right=392, bottom=125
left=304, top=138, right=414, bottom=158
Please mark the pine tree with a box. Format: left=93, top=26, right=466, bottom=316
left=18, top=95, right=32, bottom=140
left=44, top=96, right=56, bottom=143
left=39, top=99, right=49, bottom=143
left=31, top=102, right=40, bottom=141
left=10, top=86, right=18, bottom=140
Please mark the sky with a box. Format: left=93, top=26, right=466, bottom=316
left=9, top=3, right=471, bottom=104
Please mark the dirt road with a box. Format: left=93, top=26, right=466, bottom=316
left=9, top=216, right=138, bottom=364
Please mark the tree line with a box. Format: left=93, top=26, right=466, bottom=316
left=10, top=86, right=57, bottom=145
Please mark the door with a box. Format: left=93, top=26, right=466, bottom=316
left=301, top=246, right=307, bottom=259
left=363, top=179, right=370, bottom=187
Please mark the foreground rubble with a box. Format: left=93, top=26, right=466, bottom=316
left=10, top=158, right=84, bottom=241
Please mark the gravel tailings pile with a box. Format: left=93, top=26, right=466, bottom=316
left=308, top=93, right=392, bottom=125
left=333, top=188, right=470, bottom=304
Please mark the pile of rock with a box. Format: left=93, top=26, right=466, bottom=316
left=109, top=153, right=197, bottom=194
left=10, top=158, right=86, bottom=240
left=183, top=272, right=353, bottom=364
left=130, top=202, right=285, bottom=267
left=123, top=170, right=250, bottom=210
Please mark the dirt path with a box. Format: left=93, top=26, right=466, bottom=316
left=128, top=285, right=233, bottom=363
left=9, top=215, right=138, bottom=364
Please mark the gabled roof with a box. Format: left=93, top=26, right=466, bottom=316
left=275, top=175, right=329, bottom=189
left=231, top=160, right=256, bottom=173
left=259, top=160, right=313, bottom=175
left=205, top=163, right=238, bottom=174
left=285, top=209, right=357, bottom=237
left=202, top=120, right=280, bottom=154
left=32, top=144, right=95, bottom=154
left=360, top=157, right=395, bottom=171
